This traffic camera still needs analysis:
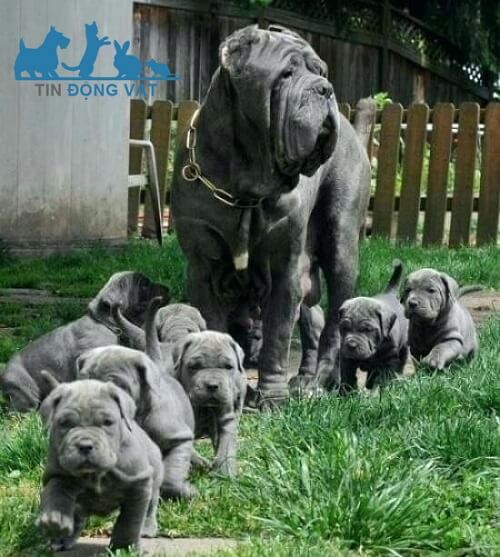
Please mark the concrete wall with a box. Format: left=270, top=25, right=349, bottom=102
left=0, top=0, right=132, bottom=254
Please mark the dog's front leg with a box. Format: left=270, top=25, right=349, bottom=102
left=422, top=340, right=463, bottom=370
left=258, top=258, right=302, bottom=406
left=37, top=477, right=78, bottom=550
left=110, top=480, right=152, bottom=550
left=211, top=412, right=238, bottom=478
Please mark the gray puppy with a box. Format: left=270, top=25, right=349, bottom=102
left=37, top=379, right=163, bottom=552
left=0, top=272, right=168, bottom=412
left=112, top=298, right=207, bottom=375
left=76, top=345, right=196, bottom=500
left=338, top=260, right=409, bottom=390
left=172, top=331, right=247, bottom=477
left=402, top=269, right=479, bottom=369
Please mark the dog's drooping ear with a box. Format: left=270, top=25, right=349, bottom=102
left=439, top=273, right=459, bottom=309
left=40, top=383, right=69, bottom=428
left=230, top=339, right=245, bottom=373
left=171, top=337, right=194, bottom=378
left=107, top=383, right=136, bottom=432
left=377, top=306, right=397, bottom=339
left=40, top=370, right=60, bottom=393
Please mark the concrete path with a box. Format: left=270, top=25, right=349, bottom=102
left=60, top=537, right=238, bottom=556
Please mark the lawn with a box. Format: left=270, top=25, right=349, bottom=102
left=0, top=237, right=499, bottom=556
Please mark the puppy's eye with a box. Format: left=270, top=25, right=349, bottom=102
left=190, top=362, right=204, bottom=371
left=340, top=319, right=350, bottom=330
left=57, top=417, right=75, bottom=429
left=427, top=287, right=437, bottom=294
left=282, top=67, right=294, bottom=79
left=103, top=418, right=115, bottom=427
left=360, top=325, right=374, bottom=333
left=224, top=363, right=234, bottom=371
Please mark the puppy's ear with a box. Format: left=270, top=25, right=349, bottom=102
left=40, top=384, right=68, bottom=428
left=439, top=273, right=459, bottom=308
left=230, top=338, right=245, bottom=373
left=75, top=354, right=89, bottom=378
left=107, top=383, right=136, bottom=432
left=377, top=307, right=397, bottom=339
left=171, top=338, right=194, bottom=378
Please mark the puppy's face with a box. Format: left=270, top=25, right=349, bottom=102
left=339, top=298, right=396, bottom=360
left=89, top=272, right=169, bottom=327
left=40, top=380, right=135, bottom=475
left=174, top=332, right=245, bottom=411
left=402, top=270, right=457, bottom=322
left=157, top=304, right=207, bottom=344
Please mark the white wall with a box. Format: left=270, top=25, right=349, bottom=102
left=0, top=0, right=132, bottom=254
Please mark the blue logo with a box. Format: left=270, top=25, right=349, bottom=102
left=14, top=22, right=179, bottom=99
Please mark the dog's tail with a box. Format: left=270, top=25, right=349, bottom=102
left=385, top=259, right=404, bottom=293
left=111, top=304, right=146, bottom=350
left=353, top=97, right=377, bottom=151
left=61, top=62, right=81, bottom=71
left=145, top=296, right=168, bottom=365
left=458, top=285, right=484, bottom=298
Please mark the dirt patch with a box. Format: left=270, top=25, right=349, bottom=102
left=460, top=291, right=500, bottom=326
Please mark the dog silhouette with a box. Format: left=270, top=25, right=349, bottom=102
left=145, top=59, right=172, bottom=79
left=14, top=25, right=70, bottom=79
left=113, top=40, right=142, bottom=79
left=61, top=21, right=110, bottom=78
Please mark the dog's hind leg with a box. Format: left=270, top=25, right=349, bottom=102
left=0, top=363, right=41, bottom=411
left=297, top=304, right=324, bottom=378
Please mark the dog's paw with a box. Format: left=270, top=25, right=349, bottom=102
left=161, top=481, right=198, bottom=501
left=422, top=351, right=446, bottom=370
left=37, top=510, right=74, bottom=538
left=211, top=457, right=237, bottom=479
left=289, top=375, right=325, bottom=398
left=141, top=519, right=159, bottom=538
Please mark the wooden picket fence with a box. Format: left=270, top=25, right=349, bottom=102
left=129, top=99, right=500, bottom=247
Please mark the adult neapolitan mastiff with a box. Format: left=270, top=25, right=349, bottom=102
left=171, top=25, right=374, bottom=406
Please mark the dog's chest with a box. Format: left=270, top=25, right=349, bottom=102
left=75, top=473, right=126, bottom=515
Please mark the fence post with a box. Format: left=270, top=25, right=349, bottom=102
left=422, top=103, right=455, bottom=246
left=477, top=103, right=500, bottom=245
left=142, top=100, right=173, bottom=239
left=449, top=102, right=480, bottom=247
left=372, top=103, right=403, bottom=238
left=397, top=103, right=429, bottom=242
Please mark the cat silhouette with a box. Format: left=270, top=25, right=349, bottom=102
left=14, top=25, right=70, bottom=79
left=61, top=21, right=110, bottom=78
left=145, top=59, right=172, bottom=79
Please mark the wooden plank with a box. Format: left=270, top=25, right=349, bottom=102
left=397, top=103, right=430, bottom=242
left=176, top=100, right=200, bottom=147
left=128, top=99, right=147, bottom=235
left=339, top=102, right=351, bottom=121
left=449, top=102, right=480, bottom=247
left=371, top=103, right=403, bottom=238
left=422, top=103, right=455, bottom=245
left=142, top=100, right=173, bottom=238
left=477, top=103, right=500, bottom=245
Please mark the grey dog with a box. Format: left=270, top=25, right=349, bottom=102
left=171, top=25, right=375, bottom=406
left=37, top=379, right=163, bottom=552
left=112, top=298, right=207, bottom=376
left=402, top=269, right=479, bottom=370
left=172, top=331, right=247, bottom=477
left=76, top=345, right=197, bottom=500
left=339, top=260, right=409, bottom=390
left=0, top=272, right=168, bottom=411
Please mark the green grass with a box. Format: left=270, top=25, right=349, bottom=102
left=0, top=237, right=499, bottom=556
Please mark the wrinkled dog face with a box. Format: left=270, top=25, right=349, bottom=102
left=402, top=269, right=458, bottom=322
left=339, top=298, right=396, bottom=360
left=220, top=25, right=339, bottom=194
left=88, top=272, right=169, bottom=326
left=174, top=332, right=245, bottom=410
left=157, top=304, right=207, bottom=344
left=40, top=380, right=135, bottom=475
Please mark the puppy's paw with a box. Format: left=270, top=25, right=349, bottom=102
left=37, top=510, right=74, bottom=538
left=141, top=518, right=159, bottom=538
left=161, top=481, right=198, bottom=500
left=211, top=457, right=237, bottom=479
left=422, top=351, right=446, bottom=371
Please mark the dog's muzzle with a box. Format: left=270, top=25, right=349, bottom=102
left=58, top=427, right=117, bottom=474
